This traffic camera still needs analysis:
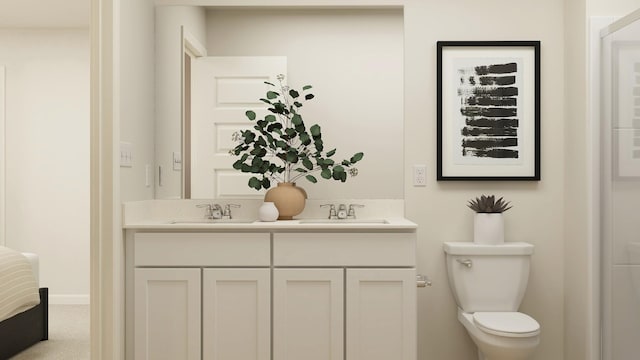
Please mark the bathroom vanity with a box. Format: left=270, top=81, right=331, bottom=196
left=123, top=200, right=417, bottom=360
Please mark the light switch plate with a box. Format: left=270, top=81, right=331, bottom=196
left=173, top=152, right=182, bottom=171
left=120, top=142, right=132, bottom=167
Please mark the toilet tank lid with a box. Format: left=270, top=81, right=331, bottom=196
left=443, top=242, right=534, bottom=255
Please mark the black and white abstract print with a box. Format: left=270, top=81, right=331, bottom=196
left=457, top=60, right=521, bottom=160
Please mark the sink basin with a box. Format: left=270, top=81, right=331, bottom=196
left=169, top=219, right=255, bottom=224
left=299, top=219, right=389, bottom=224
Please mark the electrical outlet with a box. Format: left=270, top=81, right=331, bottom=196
left=413, top=165, right=426, bottom=186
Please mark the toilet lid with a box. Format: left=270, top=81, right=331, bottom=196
left=473, top=312, right=540, bottom=338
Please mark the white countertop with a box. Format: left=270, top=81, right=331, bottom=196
left=122, top=199, right=417, bottom=231
left=123, top=217, right=417, bottom=231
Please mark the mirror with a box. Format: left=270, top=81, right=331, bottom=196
left=155, top=6, right=404, bottom=200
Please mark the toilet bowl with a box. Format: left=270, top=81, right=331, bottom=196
left=458, top=308, right=539, bottom=360
left=443, top=242, right=540, bottom=360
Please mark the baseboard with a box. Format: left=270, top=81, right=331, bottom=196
left=49, top=294, right=90, bottom=305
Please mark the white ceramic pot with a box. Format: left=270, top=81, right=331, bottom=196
left=473, top=213, right=504, bottom=245
left=258, top=202, right=279, bottom=222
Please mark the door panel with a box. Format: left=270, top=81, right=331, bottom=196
left=191, top=56, right=286, bottom=198
left=203, top=268, right=270, bottom=360
left=346, top=268, right=416, bottom=360
left=273, top=268, right=344, bottom=360
left=134, top=268, right=201, bottom=360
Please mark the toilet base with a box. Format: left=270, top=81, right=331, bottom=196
left=458, top=309, right=539, bottom=360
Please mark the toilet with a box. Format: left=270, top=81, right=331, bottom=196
left=443, top=242, right=540, bottom=360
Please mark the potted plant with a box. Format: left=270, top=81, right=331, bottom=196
left=231, top=74, right=363, bottom=219
left=467, top=195, right=512, bottom=244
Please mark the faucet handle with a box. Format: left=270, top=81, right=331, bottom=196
left=222, top=204, right=241, bottom=219
left=347, top=204, right=364, bottom=219
left=320, top=204, right=337, bottom=219
left=196, top=203, right=213, bottom=218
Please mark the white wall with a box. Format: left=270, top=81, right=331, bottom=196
left=120, top=0, right=156, bottom=201
left=205, top=9, right=404, bottom=199
left=588, top=0, right=638, bottom=16
left=0, top=29, right=90, bottom=304
left=155, top=6, right=207, bottom=199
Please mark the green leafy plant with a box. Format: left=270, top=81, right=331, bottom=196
left=230, top=74, right=364, bottom=190
left=467, top=195, right=512, bottom=213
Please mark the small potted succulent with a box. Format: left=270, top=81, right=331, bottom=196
left=467, top=195, right=512, bottom=244
left=230, top=74, right=363, bottom=219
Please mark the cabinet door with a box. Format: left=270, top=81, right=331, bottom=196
left=273, top=269, right=344, bottom=360
left=134, top=268, right=201, bottom=360
left=203, top=268, right=271, bottom=360
left=346, top=269, right=416, bottom=360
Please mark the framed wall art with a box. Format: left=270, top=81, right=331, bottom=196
left=437, top=41, right=540, bottom=181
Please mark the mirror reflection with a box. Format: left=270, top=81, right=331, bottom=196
left=155, top=6, right=404, bottom=200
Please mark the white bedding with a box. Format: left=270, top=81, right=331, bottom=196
left=0, top=246, right=40, bottom=322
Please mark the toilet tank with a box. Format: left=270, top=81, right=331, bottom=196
left=443, top=242, right=534, bottom=313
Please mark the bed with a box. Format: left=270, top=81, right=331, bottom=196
left=0, top=248, right=48, bottom=359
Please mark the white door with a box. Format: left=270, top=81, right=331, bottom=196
left=134, top=268, right=201, bottom=360
left=202, top=268, right=271, bottom=360
left=191, top=56, right=287, bottom=198
left=273, top=269, right=344, bottom=360
left=346, top=269, right=417, bottom=360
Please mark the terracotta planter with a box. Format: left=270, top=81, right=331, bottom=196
left=473, top=213, right=504, bottom=245
left=264, top=182, right=307, bottom=220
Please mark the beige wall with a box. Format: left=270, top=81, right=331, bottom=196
left=563, top=0, right=589, bottom=358
left=119, top=0, right=155, bottom=201
left=403, top=1, right=565, bottom=358
left=0, top=29, right=90, bottom=303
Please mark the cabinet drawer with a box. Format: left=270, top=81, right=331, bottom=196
left=273, top=232, right=415, bottom=267
left=134, top=232, right=270, bottom=266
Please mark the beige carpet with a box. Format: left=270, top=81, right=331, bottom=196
left=10, top=305, right=90, bottom=359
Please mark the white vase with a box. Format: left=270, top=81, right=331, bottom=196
left=473, top=213, right=504, bottom=245
left=258, top=202, right=279, bottom=222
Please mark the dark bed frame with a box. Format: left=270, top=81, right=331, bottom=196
left=0, top=288, right=48, bottom=359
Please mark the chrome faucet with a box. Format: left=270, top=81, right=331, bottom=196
left=347, top=204, right=364, bottom=219
left=222, top=204, right=241, bottom=219
left=196, top=203, right=223, bottom=219
left=320, top=204, right=337, bottom=219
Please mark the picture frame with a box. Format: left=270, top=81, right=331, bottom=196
left=437, top=41, right=540, bottom=181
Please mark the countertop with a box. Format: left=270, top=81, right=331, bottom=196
left=123, top=217, right=417, bottom=231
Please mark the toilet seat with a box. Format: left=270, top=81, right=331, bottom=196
left=473, top=312, right=540, bottom=338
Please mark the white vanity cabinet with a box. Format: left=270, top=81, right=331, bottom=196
left=134, top=268, right=202, bottom=360
left=126, top=228, right=416, bottom=360
left=129, top=232, right=271, bottom=360
left=272, top=232, right=416, bottom=360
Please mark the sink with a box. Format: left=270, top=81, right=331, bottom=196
left=168, top=219, right=255, bottom=224
left=299, top=219, right=388, bottom=224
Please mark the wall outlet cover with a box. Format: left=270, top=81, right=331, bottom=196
left=413, top=164, right=426, bottom=186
